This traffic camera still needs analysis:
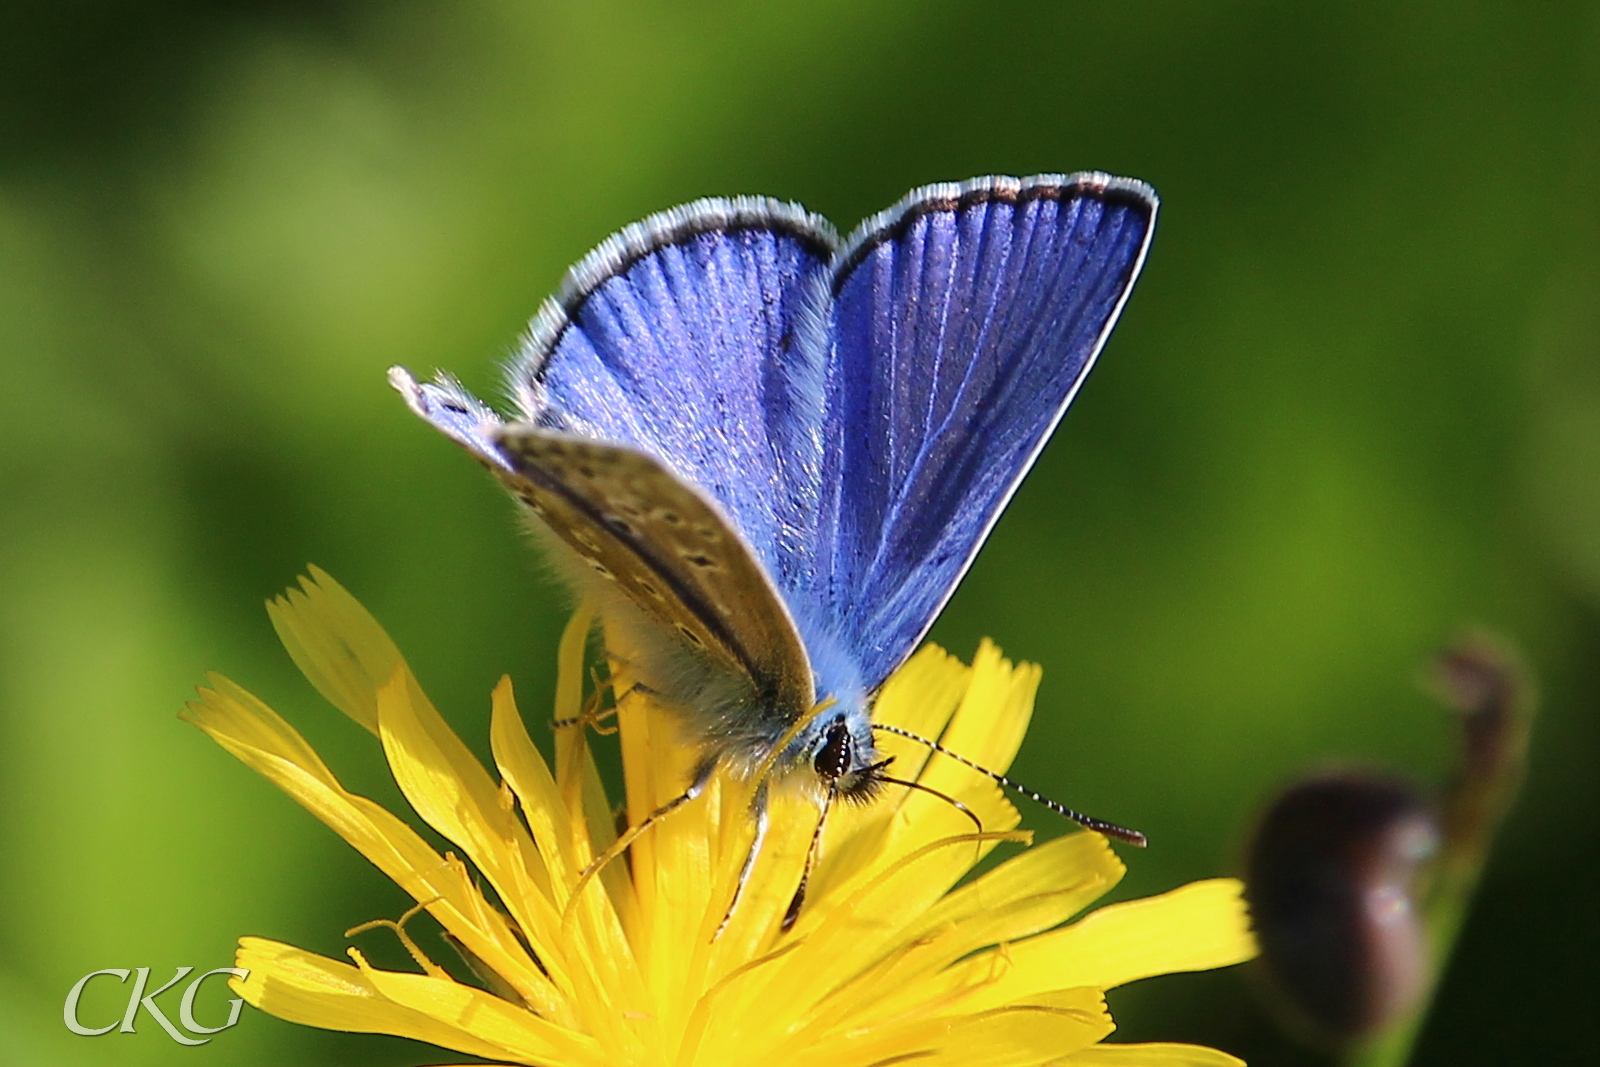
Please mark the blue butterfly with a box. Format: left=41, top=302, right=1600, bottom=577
left=392, top=172, right=1155, bottom=851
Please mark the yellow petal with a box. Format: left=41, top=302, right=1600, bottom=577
left=487, top=676, right=648, bottom=1044
left=351, top=948, right=608, bottom=1067
left=817, top=773, right=1020, bottom=916
left=693, top=785, right=817, bottom=981
left=184, top=678, right=444, bottom=893
left=909, top=832, right=1122, bottom=942
left=934, top=640, right=1040, bottom=781
left=747, top=825, right=1025, bottom=1046
left=490, top=674, right=579, bottom=891
left=232, top=938, right=527, bottom=1064
left=184, top=677, right=551, bottom=1012
left=957, top=879, right=1257, bottom=1011
left=784, top=988, right=1113, bottom=1067
left=550, top=606, right=625, bottom=881
left=858, top=833, right=1125, bottom=1019
left=868, top=643, right=974, bottom=783
left=266, top=566, right=402, bottom=734
left=1056, top=1042, right=1247, bottom=1067
left=374, top=669, right=562, bottom=976
left=375, top=667, right=516, bottom=869
left=536, top=607, right=652, bottom=1038
left=606, top=627, right=704, bottom=956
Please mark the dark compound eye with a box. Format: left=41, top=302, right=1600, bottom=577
left=812, top=720, right=853, bottom=783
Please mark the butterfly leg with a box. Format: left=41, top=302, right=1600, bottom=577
left=713, top=780, right=770, bottom=940
left=551, top=667, right=650, bottom=731
left=564, top=757, right=719, bottom=928
left=782, top=785, right=837, bottom=932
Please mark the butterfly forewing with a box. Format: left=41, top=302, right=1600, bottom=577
left=817, top=174, right=1158, bottom=688
left=491, top=427, right=816, bottom=718
left=509, top=199, right=837, bottom=591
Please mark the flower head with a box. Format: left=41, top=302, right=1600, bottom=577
left=184, top=569, right=1255, bottom=1066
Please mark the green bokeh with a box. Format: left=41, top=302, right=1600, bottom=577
left=1, top=2, right=1596, bottom=1064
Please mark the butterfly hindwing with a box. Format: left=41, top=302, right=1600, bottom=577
left=491, top=427, right=816, bottom=720
left=817, top=174, right=1158, bottom=688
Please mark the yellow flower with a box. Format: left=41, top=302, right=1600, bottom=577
left=184, top=568, right=1256, bottom=1067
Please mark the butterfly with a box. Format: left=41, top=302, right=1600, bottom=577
left=392, top=172, right=1156, bottom=854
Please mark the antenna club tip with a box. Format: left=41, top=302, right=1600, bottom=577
left=1095, top=825, right=1148, bottom=848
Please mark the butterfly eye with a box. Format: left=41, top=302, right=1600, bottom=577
left=812, top=720, right=853, bottom=782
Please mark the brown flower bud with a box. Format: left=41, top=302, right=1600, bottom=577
left=1245, top=772, right=1439, bottom=1050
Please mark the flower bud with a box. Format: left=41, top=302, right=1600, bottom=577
left=1245, top=772, right=1439, bottom=1050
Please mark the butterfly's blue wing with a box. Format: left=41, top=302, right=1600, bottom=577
left=507, top=198, right=839, bottom=592
left=389, top=367, right=512, bottom=471
left=398, top=175, right=1154, bottom=765
left=815, top=174, right=1158, bottom=690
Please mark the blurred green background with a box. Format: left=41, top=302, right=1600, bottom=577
left=2, top=1, right=1597, bottom=1064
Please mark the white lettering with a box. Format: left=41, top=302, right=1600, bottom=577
left=178, top=968, right=249, bottom=1036
left=119, top=967, right=208, bottom=1046
left=66, top=965, right=251, bottom=1044
left=63, top=969, right=130, bottom=1036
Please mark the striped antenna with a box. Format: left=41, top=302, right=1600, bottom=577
left=871, top=722, right=1147, bottom=847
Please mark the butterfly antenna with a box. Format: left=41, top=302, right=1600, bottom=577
left=870, top=760, right=985, bottom=835
left=871, top=722, right=1147, bottom=847
left=873, top=761, right=987, bottom=867
left=781, top=785, right=836, bottom=933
